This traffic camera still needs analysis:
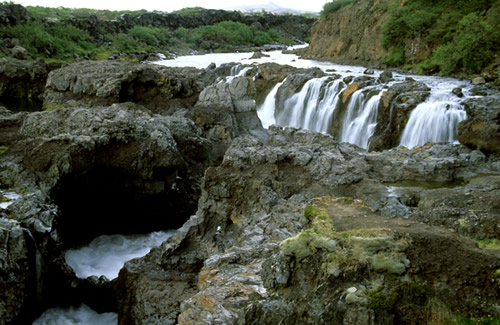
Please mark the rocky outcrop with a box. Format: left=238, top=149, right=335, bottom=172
left=64, top=10, right=316, bottom=45
left=43, top=60, right=218, bottom=114
left=0, top=58, right=58, bottom=111
left=116, top=126, right=500, bottom=324
left=302, top=0, right=389, bottom=67
left=368, top=79, right=431, bottom=151
left=0, top=3, right=30, bottom=26
left=0, top=218, right=38, bottom=325
left=458, top=96, right=500, bottom=154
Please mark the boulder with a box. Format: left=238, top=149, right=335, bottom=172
left=472, top=77, right=486, bottom=85
left=11, top=45, right=29, bottom=60
left=458, top=97, right=500, bottom=154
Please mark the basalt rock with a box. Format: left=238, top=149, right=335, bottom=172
left=0, top=58, right=56, bottom=111
left=458, top=96, right=500, bottom=154
left=369, top=80, right=431, bottom=151
left=116, top=126, right=500, bottom=324
left=44, top=60, right=218, bottom=114
left=0, top=3, right=30, bottom=26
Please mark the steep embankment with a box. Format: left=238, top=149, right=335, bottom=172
left=303, top=0, right=389, bottom=67
left=304, top=0, right=499, bottom=77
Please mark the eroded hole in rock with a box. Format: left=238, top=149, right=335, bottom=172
left=51, top=166, right=195, bottom=248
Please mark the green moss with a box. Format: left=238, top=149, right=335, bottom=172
left=370, top=253, right=406, bottom=275
left=280, top=229, right=337, bottom=260
left=0, top=146, right=8, bottom=154
left=367, top=285, right=399, bottom=310
left=476, top=239, right=500, bottom=250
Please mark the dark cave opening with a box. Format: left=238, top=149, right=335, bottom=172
left=51, top=166, right=196, bottom=249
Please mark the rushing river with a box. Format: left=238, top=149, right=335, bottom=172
left=157, top=45, right=471, bottom=149
left=34, top=231, right=174, bottom=324
left=34, top=45, right=473, bottom=324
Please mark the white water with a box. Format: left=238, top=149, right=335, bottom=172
left=158, top=46, right=471, bottom=149
left=33, top=304, right=117, bottom=325
left=400, top=101, right=467, bottom=148
left=258, top=81, right=282, bottom=128
left=400, top=82, right=468, bottom=148
left=341, top=91, right=382, bottom=148
left=65, top=230, right=175, bottom=280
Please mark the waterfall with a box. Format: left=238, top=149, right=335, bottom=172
left=400, top=101, right=467, bottom=148
left=276, top=77, right=330, bottom=131
left=316, top=79, right=343, bottom=133
left=340, top=91, right=382, bottom=148
left=227, top=65, right=251, bottom=82
left=257, top=81, right=283, bottom=128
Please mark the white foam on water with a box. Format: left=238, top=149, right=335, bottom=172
left=33, top=304, right=117, bottom=325
left=65, top=230, right=175, bottom=280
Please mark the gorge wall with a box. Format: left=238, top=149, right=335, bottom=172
left=302, top=0, right=389, bottom=67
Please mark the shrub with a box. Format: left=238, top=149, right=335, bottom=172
left=0, top=21, right=95, bottom=58
left=432, top=13, right=495, bottom=74
left=321, top=0, right=357, bottom=18
left=128, top=26, right=157, bottom=46
left=112, top=33, right=140, bottom=53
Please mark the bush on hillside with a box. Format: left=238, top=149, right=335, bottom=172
left=0, top=21, right=95, bottom=58
left=321, top=0, right=358, bottom=18
left=432, top=13, right=495, bottom=74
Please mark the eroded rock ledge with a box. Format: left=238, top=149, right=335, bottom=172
left=117, top=126, right=500, bottom=324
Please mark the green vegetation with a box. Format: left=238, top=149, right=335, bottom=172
left=0, top=2, right=299, bottom=62
left=476, top=238, right=500, bottom=250
left=426, top=300, right=500, bottom=325
left=175, top=21, right=293, bottom=51
left=321, top=0, right=358, bottom=18
left=381, top=0, right=499, bottom=75
left=0, top=21, right=95, bottom=59
left=0, top=146, right=8, bottom=154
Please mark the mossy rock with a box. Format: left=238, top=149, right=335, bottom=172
left=280, top=229, right=337, bottom=260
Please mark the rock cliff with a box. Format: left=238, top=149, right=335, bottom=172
left=302, top=0, right=389, bottom=67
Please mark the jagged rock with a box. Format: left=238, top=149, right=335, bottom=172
left=0, top=58, right=54, bottom=111
left=116, top=126, right=499, bottom=324
left=0, top=3, right=30, bottom=26
left=44, top=60, right=218, bottom=114
left=458, top=96, right=500, bottom=154
left=369, top=80, right=431, bottom=151
left=190, top=76, right=265, bottom=147
left=0, top=218, right=38, bottom=325
left=363, top=68, right=375, bottom=75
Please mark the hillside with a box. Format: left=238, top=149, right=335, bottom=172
left=303, top=0, right=500, bottom=77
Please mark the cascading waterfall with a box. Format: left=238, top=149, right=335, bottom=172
left=276, top=77, right=329, bottom=130
left=400, top=101, right=467, bottom=148
left=257, top=81, right=283, bottom=128
left=226, top=65, right=251, bottom=83
left=340, top=91, right=382, bottom=148
left=315, top=79, right=344, bottom=133
left=269, top=77, right=382, bottom=149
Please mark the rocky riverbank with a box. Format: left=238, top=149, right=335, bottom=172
left=0, top=57, right=499, bottom=324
